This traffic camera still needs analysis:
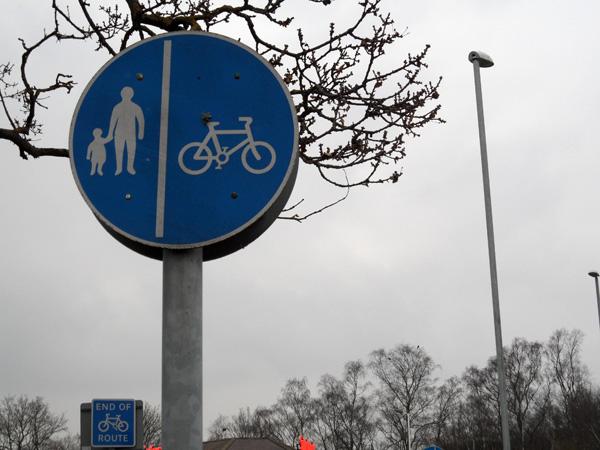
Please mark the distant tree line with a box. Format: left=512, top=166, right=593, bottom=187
left=208, top=329, right=600, bottom=450
left=2, top=329, right=598, bottom=449
left=0, top=396, right=76, bottom=450
left=0, top=398, right=161, bottom=450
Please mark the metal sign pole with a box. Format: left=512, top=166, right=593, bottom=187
left=162, top=248, right=204, bottom=450
left=69, top=32, right=299, bottom=450
left=468, top=51, right=511, bottom=450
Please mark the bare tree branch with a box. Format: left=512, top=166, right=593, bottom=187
left=1, top=0, right=443, bottom=218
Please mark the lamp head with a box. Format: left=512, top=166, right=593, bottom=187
left=469, top=51, right=494, bottom=68
left=588, top=271, right=599, bottom=278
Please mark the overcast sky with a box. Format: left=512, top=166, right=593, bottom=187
left=2, top=0, right=600, bottom=438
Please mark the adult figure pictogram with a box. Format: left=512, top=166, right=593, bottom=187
left=107, top=86, right=145, bottom=175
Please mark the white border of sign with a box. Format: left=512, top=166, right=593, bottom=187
left=69, top=31, right=299, bottom=250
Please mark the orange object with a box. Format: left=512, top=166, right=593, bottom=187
left=299, top=435, right=316, bottom=450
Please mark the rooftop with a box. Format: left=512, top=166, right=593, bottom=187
left=203, top=438, right=295, bottom=450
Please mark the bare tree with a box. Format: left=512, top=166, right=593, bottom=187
left=461, top=343, right=553, bottom=450
left=142, top=403, right=161, bottom=447
left=462, top=362, right=501, bottom=448
left=0, top=396, right=67, bottom=450
left=0, top=0, right=442, bottom=218
left=208, top=406, right=294, bottom=444
left=428, top=376, right=462, bottom=445
left=206, top=382, right=315, bottom=447
left=369, top=344, right=437, bottom=450
left=47, top=433, right=79, bottom=450
left=250, top=407, right=283, bottom=440
left=271, top=378, right=316, bottom=445
left=222, top=407, right=259, bottom=438
left=545, top=329, right=600, bottom=448
left=207, top=414, right=233, bottom=441
left=568, top=387, right=600, bottom=448
left=314, top=361, right=378, bottom=450
left=545, top=329, right=588, bottom=416
left=504, top=338, right=551, bottom=450
left=207, top=331, right=600, bottom=450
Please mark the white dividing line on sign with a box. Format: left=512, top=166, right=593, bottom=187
left=155, top=40, right=172, bottom=238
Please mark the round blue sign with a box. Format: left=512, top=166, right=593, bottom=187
left=70, top=32, right=298, bottom=258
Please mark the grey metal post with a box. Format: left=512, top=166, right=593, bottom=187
left=468, top=50, right=511, bottom=450
left=588, top=271, right=600, bottom=331
left=407, top=412, right=411, bottom=450
left=162, top=248, right=204, bottom=450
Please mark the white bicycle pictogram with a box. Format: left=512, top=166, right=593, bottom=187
left=178, top=116, right=276, bottom=175
left=98, top=414, right=129, bottom=433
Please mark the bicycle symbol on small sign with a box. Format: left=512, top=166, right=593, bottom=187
left=97, top=414, right=129, bottom=433
left=178, top=116, right=276, bottom=175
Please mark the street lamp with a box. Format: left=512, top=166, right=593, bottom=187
left=468, top=50, right=511, bottom=450
left=407, top=412, right=411, bottom=450
left=587, top=271, right=600, bottom=330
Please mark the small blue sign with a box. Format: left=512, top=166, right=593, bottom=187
left=91, top=399, right=136, bottom=447
left=70, top=32, right=298, bottom=251
left=424, top=446, right=443, bottom=450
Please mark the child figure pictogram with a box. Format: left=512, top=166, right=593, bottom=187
left=86, top=128, right=109, bottom=176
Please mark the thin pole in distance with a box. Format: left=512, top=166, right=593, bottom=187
left=587, top=271, right=600, bottom=331
left=468, top=50, right=511, bottom=450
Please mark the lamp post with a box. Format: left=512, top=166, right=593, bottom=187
left=407, top=412, right=411, bottom=450
left=468, top=50, right=511, bottom=450
left=587, top=271, right=600, bottom=330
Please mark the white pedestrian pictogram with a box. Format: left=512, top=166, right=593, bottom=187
left=108, top=87, right=145, bottom=175
left=88, top=86, right=145, bottom=176
left=178, top=116, right=276, bottom=175
left=86, top=128, right=109, bottom=175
